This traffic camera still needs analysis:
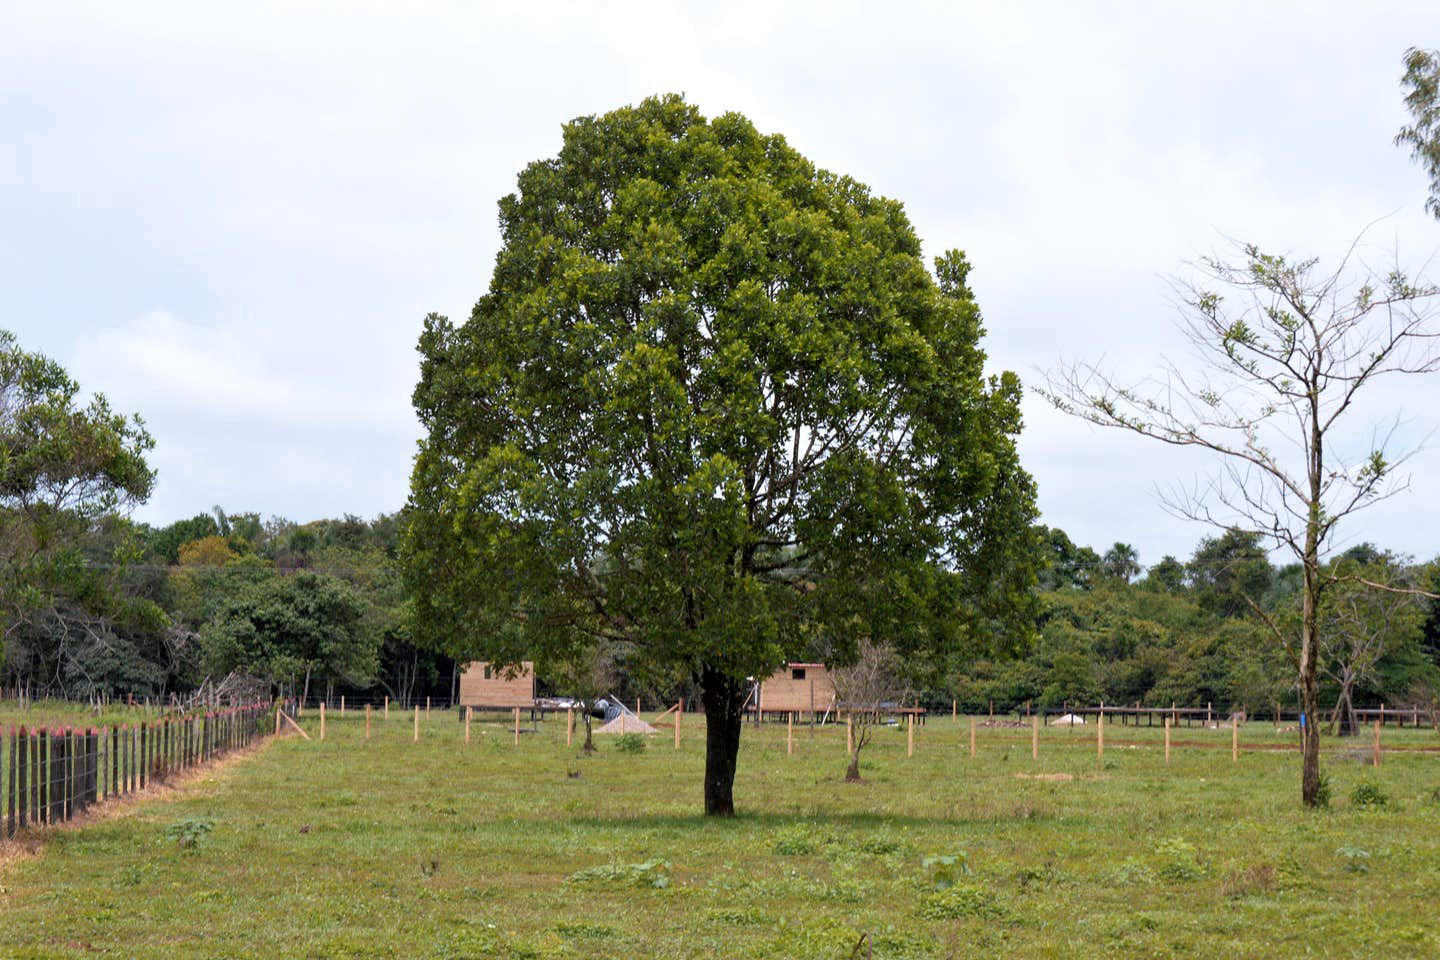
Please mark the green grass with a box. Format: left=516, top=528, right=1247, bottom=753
left=1, top=711, right=1438, bottom=958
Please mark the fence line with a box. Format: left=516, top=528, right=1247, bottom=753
left=1, top=703, right=275, bottom=841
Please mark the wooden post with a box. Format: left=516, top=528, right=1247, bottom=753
left=514, top=706, right=520, bottom=746
left=1165, top=717, right=1171, bottom=764
left=384, top=696, right=389, bottom=719
left=951, top=699, right=957, bottom=722
left=969, top=715, right=976, bottom=759
left=413, top=706, right=419, bottom=743
left=566, top=707, right=574, bottom=746
left=906, top=713, right=914, bottom=757
left=988, top=699, right=994, bottom=721
left=787, top=713, right=794, bottom=755
left=1097, top=708, right=1104, bottom=759
left=675, top=700, right=682, bottom=750
left=365, top=703, right=371, bottom=739
left=1031, top=715, right=1038, bottom=761
left=426, top=696, right=431, bottom=716
left=1206, top=701, right=1212, bottom=726
left=635, top=696, right=641, bottom=718
left=1373, top=719, right=1381, bottom=767
left=273, top=707, right=281, bottom=737
left=1232, top=714, right=1238, bottom=763
left=340, top=695, right=345, bottom=717
left=319, top=702, right=326, bottom=741
left=465, top=706, right=472, bottom=744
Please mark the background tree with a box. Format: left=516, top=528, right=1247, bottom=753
left=1, top=328, right=159, bottom=694
left=404, top=95, right=1040, bottom=816
left=1397, top=47, right=1440, bottom=220
left=1316, top=551, right=1426, bottom=734
left=201, top=571, right=375, bottom=702
left=1043, top=238, right=1440, bottom=806
left=1101, top=542, right=1141, bottom=583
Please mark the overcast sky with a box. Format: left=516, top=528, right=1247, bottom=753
left=4, top=2, right=1439, bottom=566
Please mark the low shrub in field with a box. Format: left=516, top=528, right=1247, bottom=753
left=613, top=733, right=647, bottom=754
left=1350, top=781, right=1389, bottom=808
left=918, top=882, right=1008, bottom=921
left=1154, top=837, right=1207, bottom=881
left=164, top=817, right=213, bottom=851
left=566, top=859, right=671, bottom=889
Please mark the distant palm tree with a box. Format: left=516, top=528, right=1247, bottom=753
left=1102, top=543, right=1141, bottom=583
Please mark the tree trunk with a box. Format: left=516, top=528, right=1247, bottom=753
left=582, top=711, right=594, bottom=753
left=845, top=750, right=861, bottom=782
left=1300, top=524, right=1323, bottom=806
left=700, top=665, right=746, bottom=816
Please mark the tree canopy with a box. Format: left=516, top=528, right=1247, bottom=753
left=404, top=95, right=1040, bottom=814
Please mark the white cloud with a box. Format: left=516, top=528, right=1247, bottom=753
left=5, top=0, right=1440, bottom=561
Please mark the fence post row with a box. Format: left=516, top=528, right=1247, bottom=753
left=2, top=703, right=271, bottom=840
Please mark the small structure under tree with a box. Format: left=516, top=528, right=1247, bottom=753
left=458, top=661, right=537, bottom=712
left=759, top=662, right=837, bottom=721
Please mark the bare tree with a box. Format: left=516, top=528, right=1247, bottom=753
left=831, top=639, right=909, bottom=782
left=1042, top=237, right=1440, bottom=806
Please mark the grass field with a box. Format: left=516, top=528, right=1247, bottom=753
left=1, top=709, right=1438, bottom=959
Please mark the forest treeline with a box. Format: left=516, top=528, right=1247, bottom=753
left=949, top=528, right=1440, bottom=728
left=3, top=506, right=454, bottom=706
left=4, top=328, right=1438, bottom=722
left=11, top=501, right=1439, bottom=727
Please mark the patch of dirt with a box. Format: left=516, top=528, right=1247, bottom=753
left=1014, top=772, right=1075, bottom=782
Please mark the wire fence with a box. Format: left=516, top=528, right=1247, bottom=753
left=1, top=703, right=276, bottom=840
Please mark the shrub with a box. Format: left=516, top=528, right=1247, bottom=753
left=1350, top=781, right=1388, bottom=808
left=613, top=733, right=647, bottom=754
left=1154, top=837, right=1207, bottom=881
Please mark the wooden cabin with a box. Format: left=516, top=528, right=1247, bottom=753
left=458, top=661, right=537, bottom=710
left=758, top=662, right=836, bottom=718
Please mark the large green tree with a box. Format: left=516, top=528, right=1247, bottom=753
left=404, top=95, right=1040, bottom=815
left=201, top=571, right=375, bottom=702
left=0, top=328, right=158, bottom=689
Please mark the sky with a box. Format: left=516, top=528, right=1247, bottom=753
left=3, top=1, right=1440, bottom=567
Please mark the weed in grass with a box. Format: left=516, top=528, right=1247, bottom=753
left=163, top=817, right=213, bottom=851
left=1350, top=780, right=1389, bottom=808
left=553, top=921, right=619, bottom=941
left=565, top=859, right=671, bottom=889
left=1220, top=863, right=1278, bottom=898
left=918, top=882, right=1008, bottom=921
left=921, top=852, right=971, bottom=889
left=1154, top=836, right=1207, bottom=881
left=1107, top=858, right=1158, bottom=885
left=1336, top=846, right=1371, bottom=874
